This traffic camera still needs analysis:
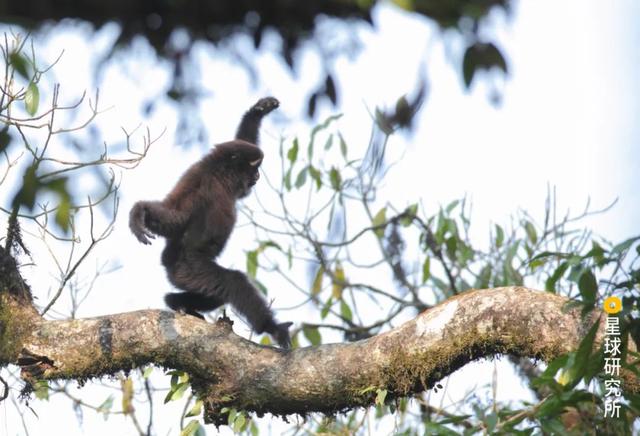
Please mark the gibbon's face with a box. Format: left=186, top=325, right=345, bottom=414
left=213, top=141, right=264, bottom=197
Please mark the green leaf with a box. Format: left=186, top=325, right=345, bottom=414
left=458, top=241, right=474, bottom=266
left=12, top=163, right=39, bottom=209
left=612, top=236, right=640, bottom=255
left=55, top=195, right=71, bottom=232
left=311, top=266, right=324, bottom=296
left=250, top=420, right=259, bottom=436
left=423, top=423, right=459, bottom=436
left=329, top=167, right=341, bottom=190
left=246, top=250, right=258, bottom=279
left=253, top=279, right=268, bottom=296
left=287, top=138, right=299, bottom=163
left=233, top=413, right=247, bottom=433
left=97, top=395, right=114, bottom=417
left=374, top=107, right=393, bottom=135
left=294, top=166, right=308, bottom=189
left=421, top=257, right=431, bottom=283
left=338, top=132, right=348, bottom=159
left=577, top=269, right=598, bottom=307
left=485, top=412, right=498, bottom=432
left=400, top=203, right=418, bottom=227
left=445, top=236, right=457, bottom=260
left=583, top=347, right=605, bottom=383
left=227, top=408, right=237, bottom=426
left=258, top=240, right=282, bottom=252
left=536, top=397, right=563, bottom=418
left=340, top=300, right=353, bottom=321
left=359, top=385, right=377, bottom=395
left=164, top=382, right=189, bottom=403
left=324, top=134, right=333, bottom=150
left=505, top=240, right=519, bottom=263
left=0, top=126, right=11, bottom=154
left=561, top=319, right=600, bottom=388
left=180, top=420, right=203, bottom=436
left=375, top=388, right=387, bottom=406
left=142, top=366, right=153, bottom=379
left=529, top=251, right=570, bottom=263
left=303, top=326, right=322, bottom=346
left=260, top=335, right=272, bottom=346
left=320, top=297, right=333, bottom=319
left=445, top=199, right=459, bottom=214
left=284, top=167, right=292, bottom=191
left=584, top=241, right=606, bottom=267
left=34, top=380, right=49, bottom=400
left=545, top=261, right=568, bottom=293
left=121, top=377, right=134, bottom=414
left=42, top=176, right=72, bottom=232
left=543, top=355, right=569, bottom=379
left=524, top=221, right=537, bottom=244
left=308, top=165, right=322, bottom=190
left=25, top=81, right=39, bottom=116
left=372, top=207, right=387, bottom=238
left=9, top=51, right=29, bottom=79
left=529, top=257, right=547, bottom=271
left=332, top=264, right=345, bottom=299
left=494, top=224, right=504, bottom=248
left=185, top=399, right=203, bottom=418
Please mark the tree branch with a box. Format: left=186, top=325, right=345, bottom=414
left=2, top=287, right=637, bottom=424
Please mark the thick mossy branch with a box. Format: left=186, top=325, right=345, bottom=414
left=1, top=287, right=637, bottom=423
left=0, top=245, right=38, bottom=366
left=0, top=295, right=39, bottom=366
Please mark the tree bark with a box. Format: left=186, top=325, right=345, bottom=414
left=1, top=286, right=636, bottom=424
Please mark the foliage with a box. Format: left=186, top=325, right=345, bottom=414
left=0, top=0, right=511, bottom=140
left=233, top=107, right=639, bottom=433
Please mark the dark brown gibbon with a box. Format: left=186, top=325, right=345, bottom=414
left=129, top=97, right=292, bottom=348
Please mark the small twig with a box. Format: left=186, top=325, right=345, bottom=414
left=0, top=374, right=8, bottom=401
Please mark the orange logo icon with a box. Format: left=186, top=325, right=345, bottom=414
left=603, top=296, right=622, bottom=314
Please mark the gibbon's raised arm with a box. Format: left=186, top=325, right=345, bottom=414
left=235, top=96, right=279, bottom=144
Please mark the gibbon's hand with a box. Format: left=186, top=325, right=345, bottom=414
left=250, top=96, right=279, bottom=115
left=129, top=204, right=156, bottom=245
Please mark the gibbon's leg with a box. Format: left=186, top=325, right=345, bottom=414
left=164, top=292, right=224, bottom=319
left=235, top=97, right=280, bottom=144
left=164, top=249, right=292, bottom=348
left=130, top=201, right=188, bottom=244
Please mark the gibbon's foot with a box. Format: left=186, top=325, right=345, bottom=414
left=251, top=97, right=279, bottom=115
left=164, top=293, right=208, bottom=320
left=218, top=309, right=233, bottom=324
left=271, top=321, right=293, bottom=349
left=129, top=204, right=156, bottom=245
left=180, top=309, right=205, bottom=320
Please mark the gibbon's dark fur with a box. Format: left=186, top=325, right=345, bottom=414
left=129, top=97, right=292, bottom=348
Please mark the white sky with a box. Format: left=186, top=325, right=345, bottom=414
left=2, top=1, right=639, bottom=434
